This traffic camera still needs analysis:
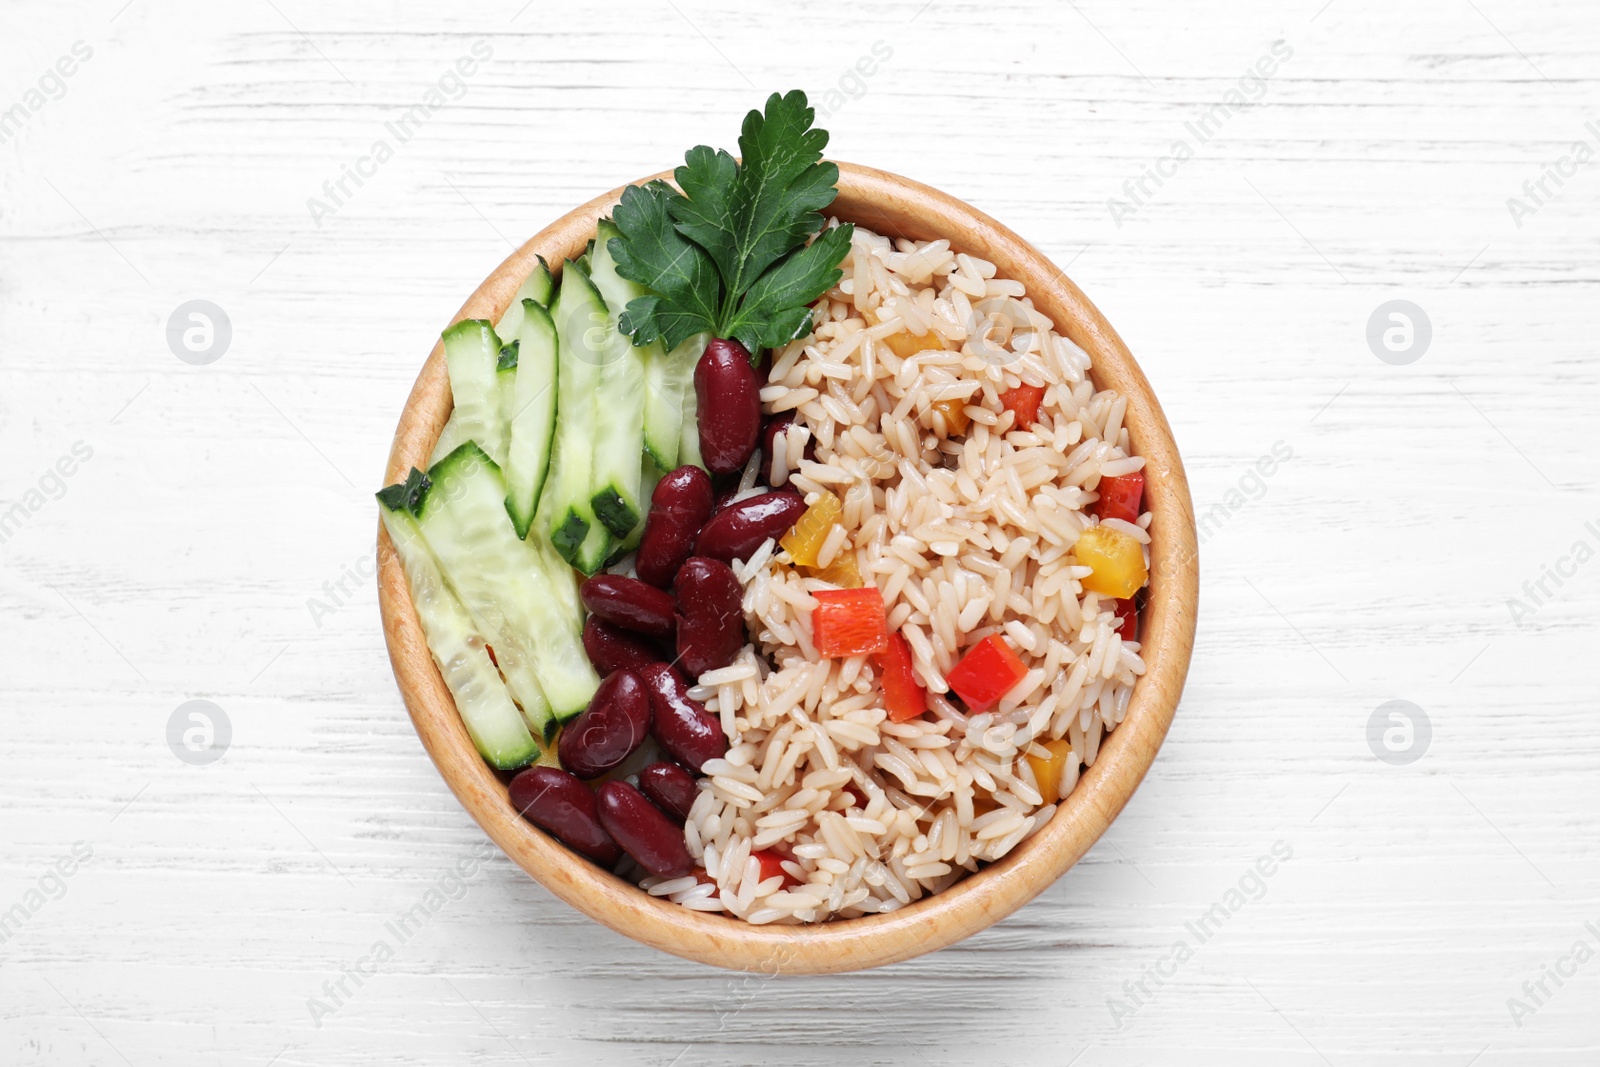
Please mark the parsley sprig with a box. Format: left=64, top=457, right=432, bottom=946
left=609, top=90, right=855, bottom=356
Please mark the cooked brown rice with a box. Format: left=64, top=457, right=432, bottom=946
left=639, top=222, right=1150, bottom=923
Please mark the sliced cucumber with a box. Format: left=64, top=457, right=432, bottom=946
left=432, top=413, right=469, bottom=466
left=493, top=256, right=554, bottom=344
left=494, top=634, right=557, bottom=740
left=571, top=500, right=611, bottom=572
left=606, top=457, right=663, bottom=565
left=387, top=462, right=557, bottom=738
left=496, top=340, right=519, bottom=456
left=642, top=337, right=702, bottom=473
left=639, top=350, right=679, bottom=470
left=378, top=494, right=539, bottom=768
left=678, top=352, right=705, bottom=471
left=437, top=320, right=508, bottom=467
left=652, top=332, right=709, bottom=472
left=545, top=263, right=612, bottom=573
left=586, top=219, right=651, bottom=537
left=527, top=258, right=556, bottom=305
left=415, top=443, right=599, bottom=720
left=531, top=520, right=584, bottom=622
left=503, top=300, right=559, bottom=539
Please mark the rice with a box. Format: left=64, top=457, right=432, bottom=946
left=672, top=222, right=1150, bottom=923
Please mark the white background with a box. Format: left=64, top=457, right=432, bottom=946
left=2, top=0, right=1597, bottom=1063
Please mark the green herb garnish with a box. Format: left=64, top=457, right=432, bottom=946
left=609, top=90, right=855, bottom=356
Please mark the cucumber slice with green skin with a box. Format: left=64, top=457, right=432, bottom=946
left=503, top=301, right=560, bottom=539
left=378, top=497, right=540, bottom=768
left=650, top=332, right=710, bottom=472
left=492, top=256, right=554, bottom=344
left=639, top=349, right=679, bottom=470
left=605, top=457, right=663, bottom=565
left=526, top=468, right=586, bottom=625
left=437, top=320, right=508, bottom=467
left=534, top=522, right=584, bottom=619
left=496, top=341, right=519, bottom=457
left=385, top=463, right=557, bottom=738
left=416, top=443, right=599, bottom=720
left=546, top=263, right=613, bottom=573
left=496, top=635, right=557, bottom=740
left=528, top=258, right=556, bottom=305
left=431, top=413, right=468, bottom=467
left=448, top=523, right=558, bottom=738
left=571, top=508, right=611, bottom=573
left=642, top=331, right=707, bottom=471
left=677, top=346, right=706, bottom=471
left=586, top=219, right=650, bottom=538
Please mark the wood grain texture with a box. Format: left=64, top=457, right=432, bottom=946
left=377, top=163, right=1198, bottom=974
left=2, top=0, right=1598, bottom=1061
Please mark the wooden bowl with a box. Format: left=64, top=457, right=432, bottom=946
left=377, top=162, right=1199, bottom=974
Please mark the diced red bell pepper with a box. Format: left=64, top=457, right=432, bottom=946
left=945, top=634, right=1029, bottom=713
left=811, top=587, right=889, bottom=657
left=876, top=632, right=927, bottom=723
left=1093, top=471, right=1145, bottom=524
left=1112, top=597, right=1137, bottom=640
left=999, top=383, right=1046, bottom=430
left=753, top=848, right=798, bottom=887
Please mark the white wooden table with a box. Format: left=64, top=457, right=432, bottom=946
left=3, top=0, right=1597, bottom=1062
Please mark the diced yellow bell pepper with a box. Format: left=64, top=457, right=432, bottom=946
left=930, top=398, right=970, bottom=436
left=1026, top=739, right=1073, bottom=803
left=1075, top=525, right=1148, bottom=598
left=809, top=549, right=863, bottom=588
left=780, top=493, right=842, bottom=567
left=882, top=329, right=943, bottom=360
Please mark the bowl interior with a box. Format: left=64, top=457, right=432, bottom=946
left=377, top=162, right=1198, bottom=974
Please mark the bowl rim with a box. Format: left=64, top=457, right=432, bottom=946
left=376, top=161, right=1199, bottom=974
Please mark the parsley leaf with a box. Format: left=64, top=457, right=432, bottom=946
left=667, top=144, right=741, bottom=290
left=609, top=181, right=720, bottom=349
left=723, top=91, right=838, bottom=293
left=610, top=90, right=852, bottom=358
left=722, top=222, right=855, bottom=353
left=670, top=91, right=838, bottom=304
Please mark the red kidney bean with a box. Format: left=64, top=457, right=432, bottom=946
left=672, top=557, right=745, bottom=677
left=638, top=761, right=699, bottom=823
left=557, top=670, right=652, bottom=779
left=712, top=476, right=745, bottom=513
left=636, top=466, right=714, bottom=588
left=582, top=617, right=664, bottom=675
left=694, top=491, right=805, bottom=564
left=595, top=780, right=693, bottom=877
left=695, top=338, right=762, bottom=475
left=640, top=662, right=728, bottom=771
left=580, top=574, right=677, bottom=637
left=761, top=413, right=817, bottom=467
left=508, top=766, right=621, bottom=866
